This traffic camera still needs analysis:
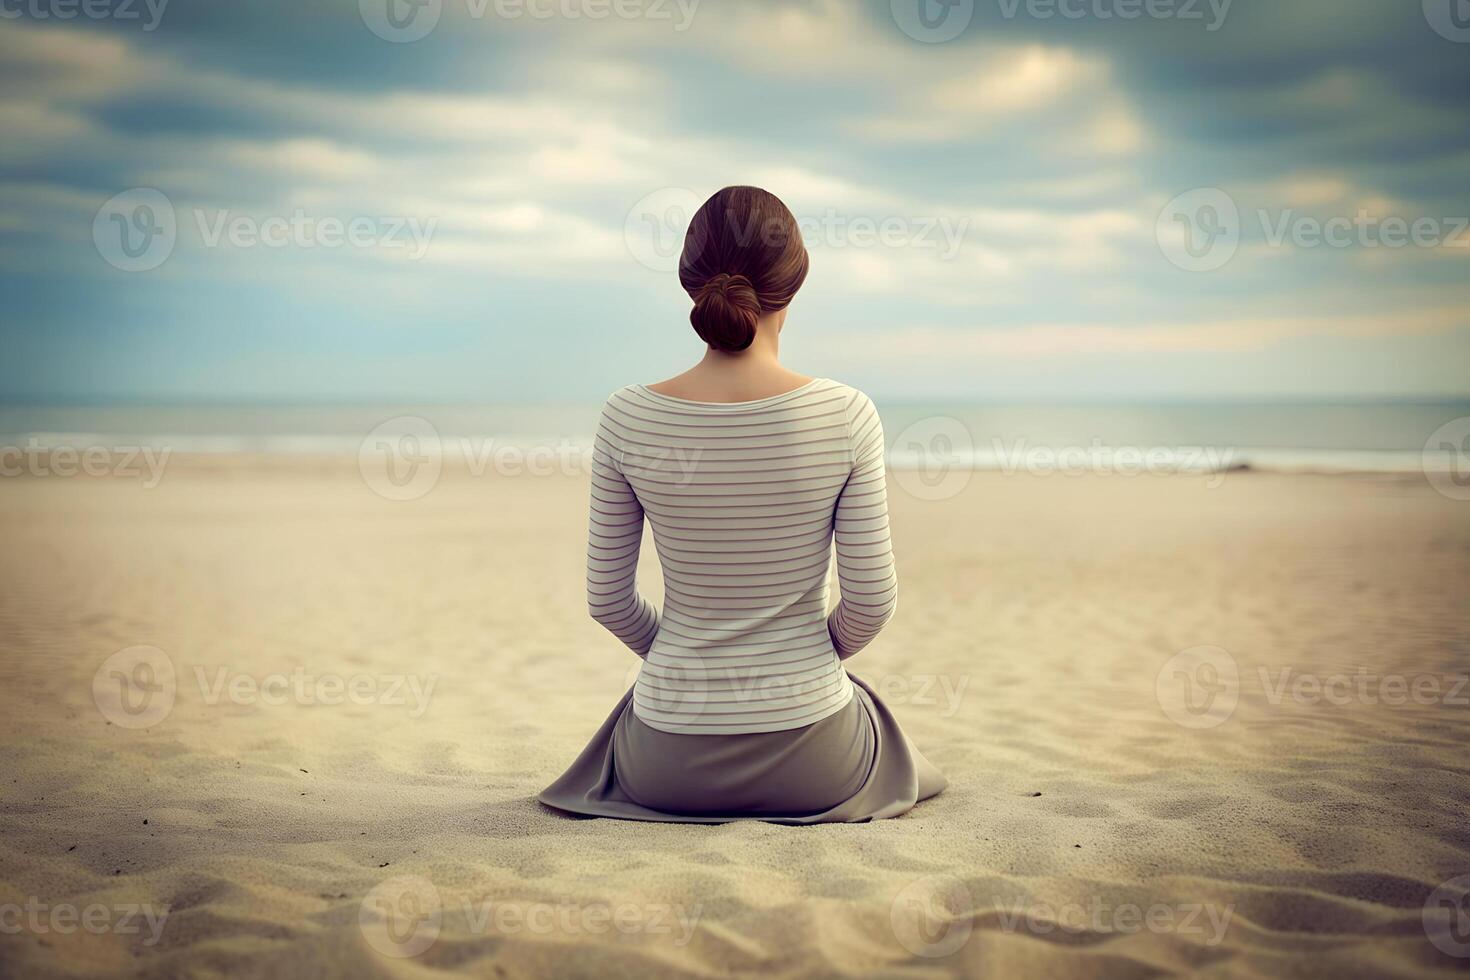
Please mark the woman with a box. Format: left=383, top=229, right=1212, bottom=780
left=539, top=186, right=946, bottom=823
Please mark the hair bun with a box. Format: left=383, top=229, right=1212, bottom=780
left=679, top=187, right=808, bottom=353
left=690, top=272, right=761, bottom=353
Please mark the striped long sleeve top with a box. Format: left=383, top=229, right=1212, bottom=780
left=585, top=378, right=898, bottom=735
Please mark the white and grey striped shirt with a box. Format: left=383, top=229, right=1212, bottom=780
left=586, top=378, right=897, bottom=735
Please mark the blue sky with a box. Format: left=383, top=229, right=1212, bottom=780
left=2, top=0, right=1468, bottom=404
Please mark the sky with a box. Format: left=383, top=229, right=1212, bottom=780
left=1, top=0, right=1468, bottom=405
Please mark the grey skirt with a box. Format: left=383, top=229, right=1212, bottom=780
left=537, top=673, right=946, bottom=824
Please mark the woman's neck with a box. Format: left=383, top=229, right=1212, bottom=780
left=648, top=316, right=813, bottom=403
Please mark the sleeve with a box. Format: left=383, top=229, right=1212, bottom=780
left=827, top=391, right=898, bottom=660
left=586, top=397, right=660, bottom=656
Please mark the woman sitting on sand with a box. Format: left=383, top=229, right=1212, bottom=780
left=539, top=186, right=945, bottom=823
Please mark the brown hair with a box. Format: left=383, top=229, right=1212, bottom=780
left=679, top=186, right=809, bottom=353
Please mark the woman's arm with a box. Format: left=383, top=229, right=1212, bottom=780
left=586, top=404, right=659, bottom=656
left=828, top=392, right=898, bottom=660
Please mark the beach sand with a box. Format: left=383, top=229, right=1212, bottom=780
left=1, top=460, right=1468, bottom=978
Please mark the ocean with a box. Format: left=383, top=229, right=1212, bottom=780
left=1, top=400, right=1467, bottom=475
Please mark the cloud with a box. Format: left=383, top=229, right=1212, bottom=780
left=2, top=2, right=1468, bottom=401
left=849, top=305, right=1470, bottom=362
left=928, top=46, right=1107, bottom=117
left=0, top=22, right=148, bottom=97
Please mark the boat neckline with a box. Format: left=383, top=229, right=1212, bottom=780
left=633, top=377, right=828, bottom=407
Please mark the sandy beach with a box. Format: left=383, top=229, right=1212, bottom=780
left=2, top=459, right=1467, bottom=978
